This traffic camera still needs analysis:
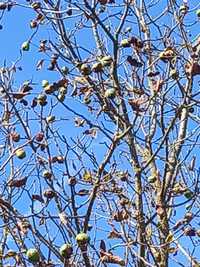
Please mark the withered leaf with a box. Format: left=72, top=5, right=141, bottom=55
left=32, top=194, right=44, bottom=203
left=8, top=177, right=27, bottom=188
left=36, top=59, right=44, bottom=70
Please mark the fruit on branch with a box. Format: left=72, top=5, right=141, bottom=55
left=80, top=64, right=91, bottom=76
left=46, top=115, right=55, bottom=123
left=37, top=94, right=47, bottom=106
left=83, top=96, right=91, bottom=104
left=56, top=155, right=64, bottom=163
left=43, top=170, right=52, bottom=179
left=43, top=189, right=56, bottom=199
left=92, top=62, right=103, bottom=72
left=104, top=88, right=116, bottom=98
left=42, top=80, right=49, bottom=88
left=196, top=229, right=200, bottom=237
left=11, top=132, right=20, bottom=142
left=120, top=39, right=131, bottom=48
left=26, top=248, right=40, bottom=263
left=59, top=243, right=73, bottom=259
left=21, top=41, right=30, bottom=51
left=184, top=189, right=193, bottom=199
left=44, top=84, right=57, bottom=94
left=159, top=47, right=175, bottom=62
left=15, top=148, right=26, bottom=159
left=76, top=232, right=89, bottom=246
left=170, top=69, right=179, bottom=79
left=196, top=9, right=200, bottom=17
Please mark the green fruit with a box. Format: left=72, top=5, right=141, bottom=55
left=59, top=243, right=73, bottom=258
left=46, top=115, right=55, bottom=123
left=120, top=39, right=131, bottom=48
left=76, top=232, right=89, bottom=245
left=21, top=41, right=30, bottom=51
left=42, top=80, right=49, bottom=88
left=26, top=248, right=40, bottom=263
left=184, top=189, right=193, bottom=199
left=196, top=9, right=200, bottom=17
left=104, top=88, right=116, bottom=98
left=15, top=148, right=26, bottom=159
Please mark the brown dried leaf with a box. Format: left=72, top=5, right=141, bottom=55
left=8, top=177, right=27, bottom=188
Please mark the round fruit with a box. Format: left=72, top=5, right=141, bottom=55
left=120, top=39, right=131, bottom=48
left=46, top=115, right=55, bottom=123
left=21, top=41, right=30, bottom=51
left=196, top=9, right=200, bottom=17
left=43, top=189, right=56, bottom=199
left=44, top=84, right=56, bottom=94
left=184, top=189, right=193, bottom=199
left=76, top=232, right=89, bottom=245
left=59, top=243, right=73, bottom=258
left=104, top=88, right=116, bottom=98
left=43, top=170, right=52, bottom=179
left=80, top=64, right=91, bottom=75
left=15, top=148, right=26, bottom=159
left=26, top=248, right=40, bottom=263
left=42, top=80, right=49, bottom=88
left=170, top=69, right=179, bottom=80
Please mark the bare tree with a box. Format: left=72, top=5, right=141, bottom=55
left=0, top=0, right=200, bottom=266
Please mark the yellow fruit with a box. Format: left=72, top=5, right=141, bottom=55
left=42, top=80, right=49, bottom=88
left=46, top=115, right=55, bottom=123
left=15, top=148, right=26, bottom=159
left=76, top=232, right=89, bottom=245
left=21, top=41, right=30, bottom=51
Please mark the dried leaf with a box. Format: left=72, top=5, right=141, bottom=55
left=8, top=177, right=27, bottom=188
left=32, top=194, right=44, bottom=203
left=36, top=59, right=44, bottom=70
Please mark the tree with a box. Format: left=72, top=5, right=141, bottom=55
left=0, top=0, right=200, bottom=266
